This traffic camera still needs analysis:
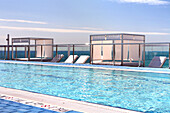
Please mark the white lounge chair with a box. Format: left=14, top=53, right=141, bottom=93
left=64, top=55, right=78, bottom=63
left=75, top=55, right=89, bottom=64
left=51, top=54, right=64, bottom=62
left=149, top=56, right=167, bottom=68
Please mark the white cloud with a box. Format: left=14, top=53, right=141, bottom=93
left=69, top=27, right=103, bottom=30
left=109, top=0, right=169, bottom=5
left=0, top=19, right=47, bottom=24
left=0, top=25, right=170, bottom=36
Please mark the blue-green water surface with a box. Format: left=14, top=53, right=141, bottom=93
left=0, top=63, right=169, bottom=113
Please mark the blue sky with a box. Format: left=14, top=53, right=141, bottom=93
left=0, top=0, right=170, bottom=44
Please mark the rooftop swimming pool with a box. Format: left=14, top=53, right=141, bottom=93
left=0, top=62, right=169, bottom=113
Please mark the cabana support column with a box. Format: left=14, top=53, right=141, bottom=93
left=35, top=40, right=37, bottom=57
left=52, top=40, right=54, bottom=58
left=90, top=36, right=92, bottom=64
left=25, top=46, right=27, bottom=58
left=91, top=45, right=93, bottom=64
left=15, top=47, right=17, bottom=59
left=138, top=44, right=141, bottom=67
left=113, top=44, right=115, bottom=65
left=121, top=35, right=123, bottom=66
left=28, top=40, right=31, bottom=61
left=41, top=45, right=43, bottom=61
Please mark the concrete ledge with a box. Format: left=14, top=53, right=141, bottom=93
left=0, top=87, right=141, bottom=113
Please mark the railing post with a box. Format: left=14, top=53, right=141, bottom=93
left=73, top=45, right=74, bottom=63
left=12, top=42, right=13, bottom=60
left=41, top=45, right=43, bottom=61
left=68, top=45, right=70, bottom=57
left=7, top=34, right=10, bottom=60
left=138, top=44, right=141, bottom=67
left=56, top=45, right=58, bottom=57
left=89, top=35, right=92, bottom=64
left=4, top=46, right=6, bottom=60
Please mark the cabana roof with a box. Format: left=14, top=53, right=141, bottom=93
left=12, top=37, right=53, bottom=44
left=90, top=33, right=145, bottom=41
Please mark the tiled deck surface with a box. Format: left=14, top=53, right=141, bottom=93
left=0, top=98, right=57, bottom=113
left=0, top=98, right=81, bottom=113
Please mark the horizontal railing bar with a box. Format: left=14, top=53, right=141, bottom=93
left=0, top=42, right=169, bottom=47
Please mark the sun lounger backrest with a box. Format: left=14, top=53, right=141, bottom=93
left=75, top=55, right=89, bottom=64
left=149, top=56, right=166, bottom=68
left=51, top=54, right=64, bottom=62
left=64, top=55, right=78, bottom=63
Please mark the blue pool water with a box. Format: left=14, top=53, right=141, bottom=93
left=0, top=62, right=170, bottom=113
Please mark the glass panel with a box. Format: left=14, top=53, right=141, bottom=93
left=145, top=44, right=169, bottom=68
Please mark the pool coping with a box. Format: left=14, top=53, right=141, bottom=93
left=0, top=60, right=170, bottom=74
left=0, top=87, right=141, bottom=113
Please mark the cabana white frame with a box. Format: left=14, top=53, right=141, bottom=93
left=12, top=37, right=53, bottom=61
left=90, top=33, right=145, bottom=66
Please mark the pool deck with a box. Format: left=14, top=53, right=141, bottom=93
left=0, top=98, right=61, bottom=113
left=0, top=87, right=141, bottom=113
left=0, top=60, right=169, bottom=113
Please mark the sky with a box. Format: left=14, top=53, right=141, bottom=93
left=0, top=0, right=170, bottom=44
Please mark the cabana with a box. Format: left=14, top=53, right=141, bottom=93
left=12, top=37, right=53, bottom=61
left=90, top=33, right=145, bottom=67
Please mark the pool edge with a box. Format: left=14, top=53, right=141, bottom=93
left=0, top=87, right=141, bottom=113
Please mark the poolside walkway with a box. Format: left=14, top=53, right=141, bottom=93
left=0, top=99, right=81, bottom=113
left=0, top=95, right=81, bottom=113
left=0, top=98, right=59, bottom=113
left=0, top=87, right=141, bottom=113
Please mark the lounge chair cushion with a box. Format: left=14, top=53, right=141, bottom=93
left=75, top=55, right=89, bottom=64
left=51, top=54, right=64, bottom=62
left=149, top=56, right=166, bottom=68
left=64, top=55, right=78, bottom=63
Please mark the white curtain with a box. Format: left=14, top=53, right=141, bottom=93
left=44, top=40, right=53, bottom=57
left=92, top=41, right=102, bottom=60
left=36, top=40, right=44, bottom=57
left=103, top=40, right=112, bottom=60
left=129, top=41, right=143, bottom=61
left=123, top=40, right=129, bottom=60
left=114, top=40, right=121, bottom=60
